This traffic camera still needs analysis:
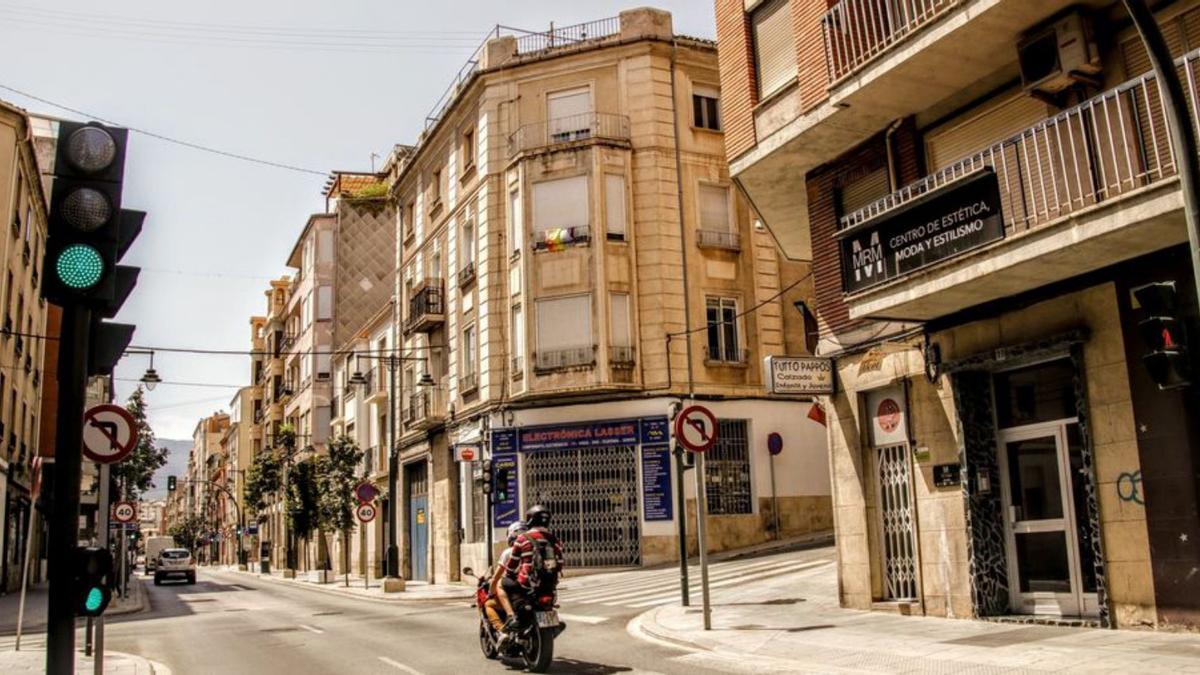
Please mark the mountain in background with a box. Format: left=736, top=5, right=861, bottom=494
left=143, top=438, right=192, bottom=501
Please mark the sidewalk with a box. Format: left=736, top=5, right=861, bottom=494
left=206, top=565, right=475, bottom=604
left=0, top=578, right=146, bottom=637
left=632, top=547, right=1200, bottom=673
left=0, top=643, right=168, bottom=674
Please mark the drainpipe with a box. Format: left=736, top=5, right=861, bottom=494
left=669, top=40, right=696, bottom=398
left=884, top=118, right=904, bottom=191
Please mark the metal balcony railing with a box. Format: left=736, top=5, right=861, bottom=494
left=839, top=50, right=1200, bottom=246
left=696, top=229, right=741, bottom=251
left=513, top=16, right=620, bottom=56
left=822, top=0, right=956, bottom=84
left=404, top=389, right=446, bottom=427
left=458, top=261, right=477, bottom=288
left=609, top=345, right=636, bottom=366
left=533, top=225, right=590, bottom=251
left=404, top=281, right=446, bottom=333
left=459, top=372, right=478, bottom=395
left=535, top=346, right=596, bottom=371
left=511, top=356, right=524, bottom=377
left=508, top=112, right=630, bottom=156
left=705, top=346, right=750, bottom=365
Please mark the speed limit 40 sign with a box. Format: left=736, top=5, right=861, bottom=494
left=113, top=501, right=137, bottom=524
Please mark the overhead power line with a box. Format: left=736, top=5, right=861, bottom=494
left=0, top=83, right=328, bottom=176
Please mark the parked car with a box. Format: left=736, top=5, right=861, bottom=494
left=144, top=536, right=175, bottom=575
left=154, top=548, right=196, bottom=585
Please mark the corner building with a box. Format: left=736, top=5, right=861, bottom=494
left=389, top=8, right=832, bottom=583
left=716, top=0, right=1200, bottom=628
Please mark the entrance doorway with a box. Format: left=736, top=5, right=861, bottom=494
left=994, top=359, right=1098, bottom=617
left=406, top=462, right=428, bottom=581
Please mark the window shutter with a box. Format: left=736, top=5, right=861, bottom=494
left=610, top=293, right=631, bottom=347
left=548, top=87, right=592, bottom=138
left=532, top=176, right=589, bottom=236
left=536, top=295, right=592, bottom=349
left=924, top=93, right=1050, bottom=172
left=838, top=167, right=890, bottom=216
left=699, top=185, right=731, bottom=231
left=605, top=175, right=626, bottom=237
left=753, top=0, right=797, bottom=99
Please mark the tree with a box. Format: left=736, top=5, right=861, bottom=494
left=168, top=514, right=205, bottom=553
left=118, top=388, right=169, bottom=499
left=286, top=454, right=320, bottom=569
left=244, top=449, right=282, bottom=522
left=316, top=436, right=364, bottom=586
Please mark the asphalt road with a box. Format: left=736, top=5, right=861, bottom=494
left=95, top=567, right=745, bottom=675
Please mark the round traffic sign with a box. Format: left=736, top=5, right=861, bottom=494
left=356, top=502, right=377, bottom=523
left=767, top=432, right=783, bottom=456
left=355, top=481, right=379, bottom=504
left=82, top=404, right=137, bottom=464
left=113, top=501, right=136, bottom=523
left=674, top=404, right=719, bottom=453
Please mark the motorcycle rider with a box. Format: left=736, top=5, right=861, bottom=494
left=498, top=505, right=565, bottom=635
left=485, top=520, right=526, bottom=643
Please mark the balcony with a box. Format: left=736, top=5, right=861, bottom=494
left=404, top=389, right=446, bottom=431
left=533, top=225, right=590, bottom=252
left=459, top=372, right=478, bottom=396
left=457, top=261, right=476, bottom=288
left=838, top=53, right=1200, bottom=321
left=535, top=345, right=596, bottom=372
left=508, top=112, right=631, bottom=157
left=609, top=345, right=636, bottom=367
left=404, top=281, right=446, bottom=334
left=696, top=229, right=741, bottom=252
left=822, top=0, right=956, bottom=85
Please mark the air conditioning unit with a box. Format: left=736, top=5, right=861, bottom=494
left=1018, top=10, right=1101, bottom=98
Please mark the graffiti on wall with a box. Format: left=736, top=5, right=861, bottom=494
left=1117, top=470, right=1145, bottom=505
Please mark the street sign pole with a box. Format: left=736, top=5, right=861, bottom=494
left=694, top=451, right=712, bottom=631
left=673, top=444, right=689, bottom=607
left=674, top=403, right=717, bottom=632
left=94, top=463, right=109, bottom=675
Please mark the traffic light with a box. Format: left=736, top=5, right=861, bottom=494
left=42, top=121, right=142, bottom=310
left=494, top=467, right=510, bottom=502
left=167, top=475, right=177, bottom=492
left=480, top=460, right=493, bottom=495
left=1133, top=281, right=1192, bottom=390
left=72, top=546, right=113, bottom=617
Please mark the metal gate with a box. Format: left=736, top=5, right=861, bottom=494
left=524, top=445, right=641, bottom=567
left=876, top=444, right=918, bottom=600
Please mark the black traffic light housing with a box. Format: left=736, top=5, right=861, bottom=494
left=480, top=460, right=493, bottom=495
left=494, top=467, right=510, bottom=502
left=73, top=546, right=113, bottom=617
left=1133, top=281, right=1192, bottom=390
left=168, top=475, right=177, bottom=492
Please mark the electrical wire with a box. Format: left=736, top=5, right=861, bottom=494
left=667, top=270, right=814, bottom=338
left=0, top=83, right=329, bottom=176
left=113, top=377, right=244, bottom=389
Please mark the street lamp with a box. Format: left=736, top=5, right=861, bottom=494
left=349, top=351, right=431, bottom=582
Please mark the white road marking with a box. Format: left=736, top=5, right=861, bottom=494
left=557, top=612, right=609, bottom=624
left=379, top=656, right=425, bottom=674
left=622, top=561, right=834, bottom=607
left=297, top=624, right=324, bottom=634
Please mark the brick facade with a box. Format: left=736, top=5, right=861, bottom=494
left=715, top=0, right=759, bottom=159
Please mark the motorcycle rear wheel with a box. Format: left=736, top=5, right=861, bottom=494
left=479, top=618, right=499, bottom=660
left=521, top=626, right=554, bottom=673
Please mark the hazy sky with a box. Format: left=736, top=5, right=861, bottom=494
left=0, top=0, right=717, bottom=440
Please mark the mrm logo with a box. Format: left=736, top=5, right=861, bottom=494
left=850, top=232, right=884, bottom=283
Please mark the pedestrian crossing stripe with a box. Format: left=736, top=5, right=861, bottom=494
left=560, top=556, right=812, bottom=600
left=568, top=559, right=815, bottom=604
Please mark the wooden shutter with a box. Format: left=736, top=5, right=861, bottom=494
left=753, top=0, right=797, bottom=99
left=925, top=93, right=1050, bottom=172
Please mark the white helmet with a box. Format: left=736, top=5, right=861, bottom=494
left=506, top=520, right=527, bottom=546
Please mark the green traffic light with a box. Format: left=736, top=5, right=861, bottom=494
left=56, top=244, right=104, bottom=289
left=84, top=586, right=104, bottom=612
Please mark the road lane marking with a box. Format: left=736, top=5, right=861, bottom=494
left=557, top=612, right=608, bottom=624
left=379, top=656, right=424, bottom=674
left=297, top=624, right=324, bottom=634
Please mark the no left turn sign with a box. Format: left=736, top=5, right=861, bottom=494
left=356, top=502, right=377, bottom=523
left=82, top=404, right=137, bottom=464
left=113, top=501, right=136, bottom=523
left=675, top=404, right=719, bottom=453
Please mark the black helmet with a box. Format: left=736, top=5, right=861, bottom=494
left=525, top=505, right=551, bottom=528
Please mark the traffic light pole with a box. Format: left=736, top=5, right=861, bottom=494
left=386, top=357, right=400, bottom=580
left=47, top=304, right=93, bottom=675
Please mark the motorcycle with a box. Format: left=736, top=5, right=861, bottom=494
left=467, top=567, right=565, bottom=673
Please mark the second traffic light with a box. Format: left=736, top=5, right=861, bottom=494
left=73, top=546, right=113, bottom=617
left=1133, top=281, right=1192, bottom=390
left=168, top=475, right=177, bottom=492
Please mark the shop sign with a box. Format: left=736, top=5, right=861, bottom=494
left=764, top=356, right=835, bottom=395
left=489, top=429, right=520, bottom=528
left=867, top=386, right=908, bottom=446
left=839, top=169, right=1005, bottom=293
left=933, top=463, right=961, bottom=488
left=516, top=418, right=641, bottom=452
left=640, top=445, right=672, bottom=521
left=454, top=444, right=480, bottom=462
left=639, top=417, right=670, bottom=445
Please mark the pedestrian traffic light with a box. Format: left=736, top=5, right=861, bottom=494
left=1133, top=281, right=1192, bottom=390
left=72, top=546, right=113, bottom=617
left=494, top=467, right=509, bottom=502
left=481, top=460, right=493, bottom=495
left=42, top=121, right=141, bottom=309
left=168, top=475, right=177, bottom=492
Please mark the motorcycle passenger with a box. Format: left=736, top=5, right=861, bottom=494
left=499, top=505, right=565, bottom=635
left=485, top=520, right=526, bottom=640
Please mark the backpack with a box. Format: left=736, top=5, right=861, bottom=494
left=525, top=529, right=560, bottom=590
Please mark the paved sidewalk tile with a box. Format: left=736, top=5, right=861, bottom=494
left=633, top=545, right=1200, bottom=674
left=0, top=645, right=168, bottom=674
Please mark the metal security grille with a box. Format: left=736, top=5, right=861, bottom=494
left=877, top=444, right=918, bottom=600
left=524, top=445, right=640, bottom=567
left=705, top=419, right=752, bottom=515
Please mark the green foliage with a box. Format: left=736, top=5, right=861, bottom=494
left=244, top=449, right=283, bottom=521
left=286, top=453, right=320, bottom=541
left=117, top=388, right=169, bottom=499
left=350, top=183, right=388, bottom=199
left=316, top=436, right=364, bottom=537
left=276, top=422, right=297, bottom=452
left=168, top=514, right=205, bottom=553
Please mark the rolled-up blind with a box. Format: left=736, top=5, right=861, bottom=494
left=532, top=175, right=589, bottom=236
left=537, top=295, right=592, bottom=349
left=753, top=0, right=797, bottom=99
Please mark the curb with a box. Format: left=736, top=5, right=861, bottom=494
left=106, top=577, right=148, bottom=617
left=209, top=568, right=474, bottom=605
left=628, top=607, right=831, bottom=672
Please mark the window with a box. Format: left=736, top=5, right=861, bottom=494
left=692, top=86, right=721, bottom=131
left=752, top=0, right=797, bottom=100
left=532, top=175, right=589, bottom=241
left=604, top=175, right=626, bottom=240
left=536, top=295, right=592, bottom=369
left=404, top=202, right=415, bottom=239
left=461, top=216, right=475, bottom=267
left=699, top=184, right=731, bottom=232
left=316, top=285, right=332, bottom=321
left=462, top=325, right=477, bottom=376
left=547, top=87, right=593, bottom=140
left=301, top=294, right=312, bottom=328
left=706, top=297, right=741, bottom=362
left=461, top=128, right=475, bottom=170
left=509, top=189, right=523, bottom=254
left=430, top=169, right=442, bottom=205
left=706, top=419, right=752, bottom=515
left=511, top=304, right=525, bottom=370
left=610, top=293, right=631, bottom=347
left=430, top=250, right=441, bottom=278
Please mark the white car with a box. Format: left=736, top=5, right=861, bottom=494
left=154, top=548, right=196, bottom=585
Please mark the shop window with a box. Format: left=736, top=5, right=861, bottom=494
left=993, top=359, right=1077, bottom=429
left=706, top=419, right=752, bottom=515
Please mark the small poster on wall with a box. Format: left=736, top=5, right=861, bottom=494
left=866, top=385, right=908, bottom=447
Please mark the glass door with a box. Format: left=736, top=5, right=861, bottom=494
left=997, top=421, right=1097, bottom=617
